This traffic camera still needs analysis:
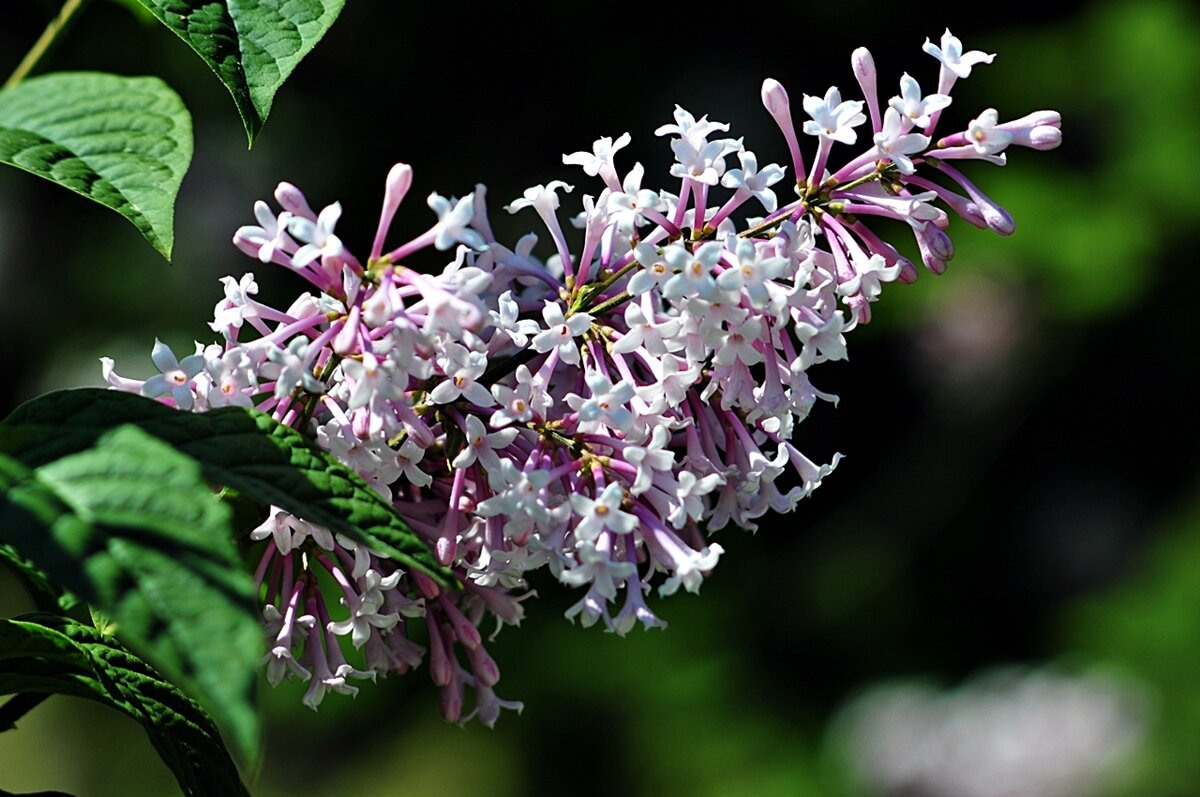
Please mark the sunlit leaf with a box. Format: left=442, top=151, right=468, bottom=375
left=135, top=0, right=345, bottom=144
left=0, top=73, right=191, bottom=259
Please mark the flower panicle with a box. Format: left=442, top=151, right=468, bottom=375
left=103, top=29, right=1059, bottom=723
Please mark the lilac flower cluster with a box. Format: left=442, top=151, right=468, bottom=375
left=102, top=31, right=1060, bottom=724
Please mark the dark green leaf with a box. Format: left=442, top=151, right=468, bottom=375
left=134, top=0, right=345, bottom=144
left=2, top=388, right=451, bottom=587
left=0, top=614, right=248, bottom=796
left=0, top=72, right=192, bottom=259
left=0, top=429, right=261, bottom=762
left=0, top=543, right=76, bottom=613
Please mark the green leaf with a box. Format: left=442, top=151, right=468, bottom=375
left=0, top=614, right=249, bottom=796
left=0, top=72, right=192, bottom=259
left=0, top=542, right=77, bottom=614
left=134, top=0, right=346, bottom=144
left=0, top=428, right=261, bottom=763
left=1, top=388, right=452, bottom=587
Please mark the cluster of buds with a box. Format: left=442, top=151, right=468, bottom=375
left=102, top=30, right=1060, bottom=724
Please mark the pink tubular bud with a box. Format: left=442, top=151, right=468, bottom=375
left=438, top=596, right=482, bottom=650
left=439, top=676, right=464, bottom=722
left=851, top=47, right=876, bottom=83
left=468, top=644, right=501, bottom=688
left=998, top=110, right=1061, bottom=130
left=426, top=618, right=453, bottom=687
left=332, top=305, right=360, bottom=355
left=926, top=227, right=955, bottom=261
left=1013, top=126, right=1062, bottom=151
left=233, top=230, right=263, bottom=259
left=435, top=533, right=457, bottom=567
left=371, top=163, right=414, bottom=260
left=386, top=162, right=414, bottom=199
left=411, top=571, right=441, bottom=600
left=275, top=181, right=316, bottom=221
left=896, top=255, right=919, bottom=284
left=916, top=226, right=954, bottom=273
left=981, top=203, right=1016, bottom=236
left=761, top=78, right=807, bottom=180
left=761, top=78, right=791, bottom=118
left=930, top=161, right=1016, bottom=236
left=851, top=47, right=882, bottom=133
left=998, top=110, right=1062, bottom=151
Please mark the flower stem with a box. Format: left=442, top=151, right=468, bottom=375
left=4, top=0, right=91, bottom=90
left=586, top=290, right=634, bottom=318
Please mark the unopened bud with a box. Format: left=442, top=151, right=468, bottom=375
left=332, top=306, right=361, bottom=355
left=275, top=181, right=316, bottom=221
left=851, top=47, right=876, bottom=84
left=761, top=78, right=791, bottom=119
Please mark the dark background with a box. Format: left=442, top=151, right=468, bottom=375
left=2, top=1, right=1199, bottom=794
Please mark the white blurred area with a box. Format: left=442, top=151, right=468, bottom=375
left=833, top=667, right=1147, bottom=797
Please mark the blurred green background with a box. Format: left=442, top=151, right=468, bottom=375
left=2, top=1, right=1199, bottom=794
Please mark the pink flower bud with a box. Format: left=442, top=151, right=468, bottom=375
left=468, top=644, right=501, bottom=688
left=1009, top=125, right=1062, bottom=151
left=372, top=163, right=414, bottom=259
left=852, top=47, right=882, bottom=132
left=761, top=78, right=791, bottom=118
left=412, top=571, right=441, bottom=600
left=439, top=678, right=464, bottom=722
left=851, top=47, right=876, bottom=84
left=427, top=620, right=453, bottom=687
left=999, top=111, right=1062, bottom=150
left=332, top=305, right=361, bottom=355
left=275, top=181, right=316, bottom=221
left=439, top=596, right=482, bottom=650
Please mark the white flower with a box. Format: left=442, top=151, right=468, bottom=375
left=873, top=108, right=931, bottom=175
left=923, top=29, right=996, bottom=80
left=794, top=311, right=849, bottom=370
left=720, top=150, right=786, bottom=212
left=429, top=344, right=493, bottom=406
left=141, top=339, right=204, bottom=410
left=628, top=242, right=675, bottom=296
left=838, top=253, right=902, bottom=302
left=622, top=425, right=674, bottom=495
left=659, top=543, right=724, bottom=596
left=669, top=135, right=742, bottom=186
left=611, top=301, right=682, bottom=356
left=802, top=87, right=867, bottom=145
left=888, top=73, right=951, bottom=130
left=655, top=104, right=730, bottom=145
left=606, top=162, right=665, bottom=232
left=504, top=181, right=574, bottom=216
left=490, top=364, right=540, bottom=427
left=715, top=238, right=789, bottom=308
left=531, top=301, right=592, bottom=365
left=559, top=540, right=637, bottom=600
left=569, top=483, right=639, bottom=542
left=563, top=133, right=630, bottom=184
left=662, top=241, right=723, bottom=301
left=713, top=316, right=765, bottom=368
left=288, top=202, right=345, bottom=267
left=452, top=415, right=519, bottom=471
left=428, top=191, right=486, bottom=251
left=489, top=290, right=541, bottom=347
left=233, top=201, right=293, bottom=263
left=966, top=108, right=1013, bottom=155
left=571, top=370, right=636, bottom=433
